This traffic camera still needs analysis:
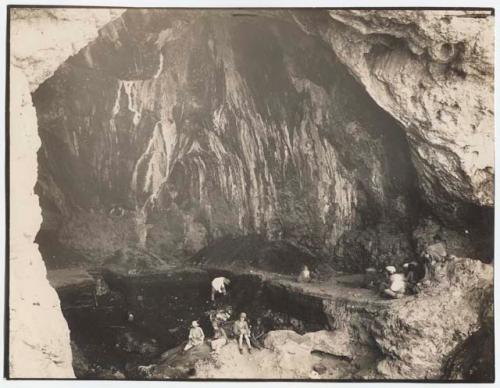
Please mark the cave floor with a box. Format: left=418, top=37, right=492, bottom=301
left=211, top=268, right=406, bottom=308
left=48, top=265, right=408, bottom=313
left=48, top=265, right=404, bottom=308
left=48, top=265, right=420, bottom=379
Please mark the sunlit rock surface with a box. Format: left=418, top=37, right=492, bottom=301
left=326, top=257, right=494, bottom=379
left=11, top=8, right=124, bottom=91
left=9, top=7, right=124, bottom=378
left=317, top=10, right=494, bottom=228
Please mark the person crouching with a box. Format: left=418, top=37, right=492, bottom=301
left=233, top=312, right=252, bottom=354
left=382, top=266, right=406, bottom=299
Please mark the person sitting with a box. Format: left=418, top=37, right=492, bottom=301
left=297, top=265, right=311, bottom=283
left=210, top=322, right=228, bottom=352
left=382, top=266, right=406, bottom=299
left=403, top=261, right=423, bottom=294
left=184, top=321, right=205, bottom=351
left=233, top=312, right=252, bottom=354
left=403, top=261, right=419, bottom=283
left=211, top=276, right=230, bottom=302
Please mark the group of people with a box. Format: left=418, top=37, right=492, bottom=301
left=367, top=236, right=448, bottom=299
left=184, top=237, right=448, bottom=353
left=183, top=276, right=253, bottom=354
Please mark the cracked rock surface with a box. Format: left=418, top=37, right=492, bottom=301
left=318, top=10, right=494, bottom=226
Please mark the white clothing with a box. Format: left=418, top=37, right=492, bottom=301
left=389, top=273, right=406, bottom=293
left=211, top=277, right=227, bottom=293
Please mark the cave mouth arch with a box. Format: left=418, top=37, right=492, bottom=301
left=33, top=8, right=430, bottom=274
left=23, top=8, right=494, bottom=381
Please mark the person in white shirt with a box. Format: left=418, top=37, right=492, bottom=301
left=211, top=276, right=231, bottom=302
left=297, top=265, right=311, bottom=283
left=184, top=321, right=205, bottom=351
left=382, top=266, right=406, bottom=299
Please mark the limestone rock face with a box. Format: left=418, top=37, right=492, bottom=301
left=443, top=281, right=494, bottom=380
left=322, top=256, right=493, bottom=379
left=316, top=10, right=494, bottom=227
left=194, top=334, right=356, bottom=379
left=11, top=8, right=124, bottom=92
left=9, top=7, right=124, bottom=378
left=264, top=329, right=353, bottom=360
left=34, top=10, right=420, bottom=264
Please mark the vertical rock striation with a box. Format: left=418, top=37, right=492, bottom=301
left=34, top=10, right=420, bottom=266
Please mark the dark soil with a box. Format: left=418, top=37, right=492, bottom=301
left=55, top=266, right=330, bottom=379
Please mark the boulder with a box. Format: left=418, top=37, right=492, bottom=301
left=322, top=256, right=493, bottom=379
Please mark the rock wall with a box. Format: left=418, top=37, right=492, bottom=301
left=34, top=10, right=421, bottom=267
left=33, top=9, right=494, bottom=268
left=318, top=10, right=494, bottom=229
left=9, top=8, right=124, bottom=378
left=321, top=257, right=493, bottom=379
left=255, top=257, right=493, bottom=380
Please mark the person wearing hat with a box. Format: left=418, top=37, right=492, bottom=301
left=233, top=312, right=252, bottom=354
left=184, top=320, right=205, bottom=351
left=382, top=265, right=406, bottom=299
left=211, top=276, right=231, bottom=302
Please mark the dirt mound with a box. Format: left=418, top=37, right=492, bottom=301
left=102, top=247, right=171, bottom=275
left=190, top=235, right=324, bottom=276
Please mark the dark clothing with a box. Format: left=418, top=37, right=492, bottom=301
left=405, top=262, right=426, bottom=284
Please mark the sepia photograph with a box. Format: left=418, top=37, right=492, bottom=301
left=5, top=3, right=495, bottom=382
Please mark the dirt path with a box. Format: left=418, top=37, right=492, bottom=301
left=228, top=268, right=407, bottom=308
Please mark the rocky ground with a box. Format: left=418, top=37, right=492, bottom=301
left=49, top=252, right=493, bottom=381
left=195, top=333, right=367, bottom=380
left=197, top=256, right=492, bottom=380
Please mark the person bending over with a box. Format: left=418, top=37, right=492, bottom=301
left=211, top=276, right=231, bottom=302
